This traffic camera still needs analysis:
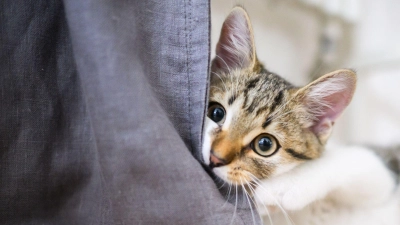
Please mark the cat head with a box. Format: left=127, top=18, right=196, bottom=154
left=203, top=7, right=356, bottom=185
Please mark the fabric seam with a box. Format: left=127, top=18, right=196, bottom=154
left=185, top=0, right=195, bottom=155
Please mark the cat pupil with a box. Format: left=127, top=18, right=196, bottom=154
left=212, top=107, right=224, bottom=122
left=258, top=137, right=272, bottom=151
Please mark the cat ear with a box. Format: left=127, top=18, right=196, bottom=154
left=211, top=7, right=257, bottom=73
left=296, top=69, right=357, bottom=143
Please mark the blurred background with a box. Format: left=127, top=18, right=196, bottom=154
left=211, top=0, right=400, bottom=146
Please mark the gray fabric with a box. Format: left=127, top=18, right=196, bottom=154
left=0, top=0, right=261, bottom=224
left=0, top=1, right=105, bottom=224
left=130, top=1, right=210, bottom=158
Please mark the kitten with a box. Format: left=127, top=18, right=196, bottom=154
left=203, top=6, right=400, bottom=225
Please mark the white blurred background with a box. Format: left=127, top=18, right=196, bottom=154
left=211, top=0, right=400, bottom=146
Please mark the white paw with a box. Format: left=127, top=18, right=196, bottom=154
left=254, top=177, right=313, bottom=212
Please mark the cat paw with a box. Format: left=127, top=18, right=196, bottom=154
left=254, top=177, right=312, bottom=212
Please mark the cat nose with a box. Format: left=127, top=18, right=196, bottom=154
left=209, top=152, right=226, bottom=168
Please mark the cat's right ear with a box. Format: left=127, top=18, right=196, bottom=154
left=211, top=7, right=257, bottom=73
left=295, top=69, right=357, bottom=143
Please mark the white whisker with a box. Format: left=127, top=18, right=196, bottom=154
left=240, top=176, right=256, bottom=225
left=245, top=173, right=295, bottom=225
left=246, top=180, right=274, bottom=225
left=217, top=179, right=227, bottom=190
left=223, top=182, right=233, bottom=207
left=229, top=183, right=239, bottom=225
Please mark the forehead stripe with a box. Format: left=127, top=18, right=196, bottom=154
left=246, top=77, right=260, bottom=89
left=255, top=105, right=268, bottom=116
left=269, top=90, right=284, bottom=113
left=242, top=77, right=260, bottom=107
left=262, top=117, right=272, bottom=128
left=228, top=94, right=236, bottom=105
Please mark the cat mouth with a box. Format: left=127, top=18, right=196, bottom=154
left=207, top=153, right=256, bottom=185
left=210, top=164, right=254, bottom=186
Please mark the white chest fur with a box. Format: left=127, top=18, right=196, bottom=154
left=255, top=145, right=400, bottom=225
left=267, top=193, right=400, bottom=225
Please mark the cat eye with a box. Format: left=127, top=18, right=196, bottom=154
left=251, top=134, right=279, bottom=157
left=207, top=103, right=226, bottom=124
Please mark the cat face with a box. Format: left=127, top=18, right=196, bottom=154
left=202, top=7, right=356, bottom=185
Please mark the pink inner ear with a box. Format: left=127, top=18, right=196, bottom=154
left=214, top=32, right=246, bottom=71
left=311, top=92, right=349, bottom=135
left=212, top=9, right=254, bottom=72
left=320, top=89, right=352, bottom=121
left=307, top=74, right=356, bottom=136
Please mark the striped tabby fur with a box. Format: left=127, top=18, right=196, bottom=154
left=203, top=6, right=356, bottom=184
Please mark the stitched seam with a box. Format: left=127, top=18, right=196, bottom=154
left=185, top=0, right=195, bottom=154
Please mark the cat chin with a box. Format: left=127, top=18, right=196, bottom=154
left=213, top=166, right=255, bottom=185
left=212, top=167, right=231, bottom=183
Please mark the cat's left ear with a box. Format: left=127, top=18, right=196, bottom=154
left=296, top=69, right=357, bottom=143
left=211, top=7, right=258, bottom=73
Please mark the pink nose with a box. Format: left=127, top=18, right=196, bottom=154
left=209, top=153, right=226, bottom=168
